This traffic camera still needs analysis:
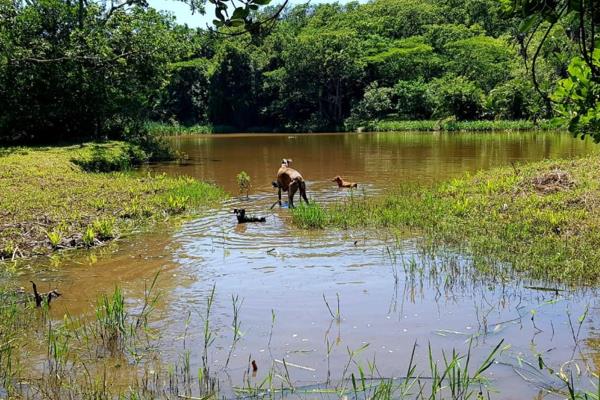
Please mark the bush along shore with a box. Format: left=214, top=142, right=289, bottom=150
left=0, top=142, right=226, bottom=260
left=292, top=156, right=600, bottom=285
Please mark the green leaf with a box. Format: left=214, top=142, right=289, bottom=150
left=231, top=7, right=249, bottom=20
left=518, top=14, right=539, bottom=33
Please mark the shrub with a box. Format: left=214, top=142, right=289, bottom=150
left=394, top=79, right=433, bottom=119
left=346, top=83, right=395, bottom=128
left=428, top=75, right=484, bottom=120
left=92, top=218, right=115, bottom=241
left=236, top=171, right=251, bottom=199
left=82, top=227, right=96, bottom=247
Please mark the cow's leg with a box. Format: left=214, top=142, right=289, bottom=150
left=278, top=187, right=282, bottom=206
left=300, top=181, right=309, bottom=204
left=288, top=181, right=299, bottom=208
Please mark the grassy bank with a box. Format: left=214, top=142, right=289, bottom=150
left=146, top=121, right=215, bottom=135
left=0, top=142, right=225, bottom=260
left=359, top=119, right=558, bottom=132
left=147, top=119, right=560, bottom=135
left=293, top=156, right=600, bottom=284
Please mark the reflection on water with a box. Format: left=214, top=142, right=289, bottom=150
left=8, top=131, right=600, bottom=398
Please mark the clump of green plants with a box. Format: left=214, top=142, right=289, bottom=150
left=82, top=226, right=96, bottom=247
left=165, top=195, right=189, bottom=214
left=92, top=218, right=115, bottom=241
left=145, top=121, right=214, bottom=135
left=46, top=229, right=62, bottom=249
left=369, top=119, right=557, bottom=132
left=292, top=202, right=327, bottom=229
left=96, top=287, right=128, bottom=350
left=121, top=200, right=154, bottom=219
left=71, top=142, right=148, bottom=173
left=236, top=171, right=251, bottom=199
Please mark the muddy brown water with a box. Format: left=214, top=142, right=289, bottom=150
left=8, top=131, right=600, bottom=398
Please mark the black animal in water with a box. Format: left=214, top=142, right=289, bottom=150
left=233, top=209, right=266, bottom=224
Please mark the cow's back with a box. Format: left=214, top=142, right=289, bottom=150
left=277, top=166, right=303, bottom=191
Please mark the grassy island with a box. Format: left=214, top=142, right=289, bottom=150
left=0, top=142, right=225, bottom=260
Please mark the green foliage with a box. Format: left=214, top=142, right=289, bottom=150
left=428, top=75, right=484, bottom=120
left=96, top=287, right=128, bottom=347
left=394, top=80, right=433, bottom=119
left=154, top=59, right=211, bottom=126
left=165, top=194, right=189, bottom=214
left=371, top=119, right=551, bottom=132
left=236, top=171, right=251, bottom=199
left=347, top=83, right=395, bottom=128
left=46, top=229, right=62, bottom=249
left=505, top=0, right=600, bottom=139
left=71, top=143, right=148, bottom=172
left=146, top=121, right=214, bottom=135
left=365, top=37, right=441, bottom=85
left=82, top=226, right=96, bottom=247
left=0, top=0, right=585, bottom=137
left=0, top=143, right=226, bottom=258
left=92, top=218, right=115, bottom=240
left=487, top=77, right=541, bottom=120
left=150, top=0, right=565, bottom=130
left=552, top=54, right=600, bottom=142
left=0, top=0, right=190, bottom=143
left=208, top=43, right=257, bottom=128
left=444, top=35, right=515, bottom=92
left=277, top=28, right=366, bottom=130
left=291, top=202, right=327, bottom=229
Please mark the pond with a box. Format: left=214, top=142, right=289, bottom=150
left=14, top=131, right=600, bottom=398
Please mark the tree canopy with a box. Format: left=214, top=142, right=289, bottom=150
left=0, top=0, right=585, bottom=141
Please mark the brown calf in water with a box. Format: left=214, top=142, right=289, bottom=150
left=273, top=159, right=308, bottom=208
left=332, top=176, right=358, bottom=189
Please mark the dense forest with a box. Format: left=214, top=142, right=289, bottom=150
left=0, top=0, right=584, bottom=141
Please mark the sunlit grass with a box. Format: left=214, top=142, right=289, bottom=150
left=293, top=156, right=600, bottom=284
left=0, top=142, right=226, bottom=259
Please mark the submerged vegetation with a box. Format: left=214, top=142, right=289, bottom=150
left=293, top=156, right=600, bottom=284
left=0, top=142, right=225, bottom=260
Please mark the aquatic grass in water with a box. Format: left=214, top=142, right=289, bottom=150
left=145, top=121, right=214, bottom=135
left=0, top=277, right=598, bottom=399
left=292, top=202, right=328, bottom=229
left=368, top=119, right=558, bottom=132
